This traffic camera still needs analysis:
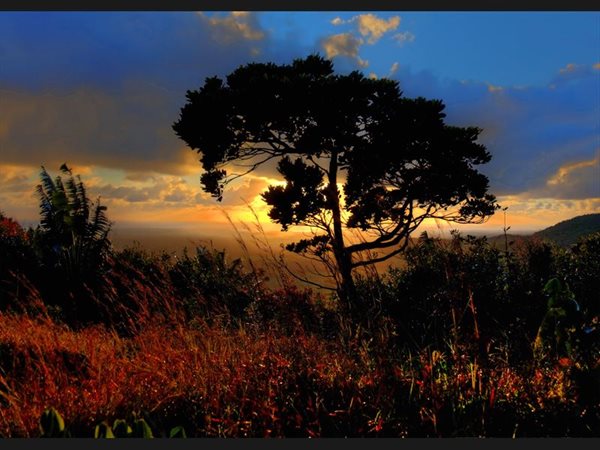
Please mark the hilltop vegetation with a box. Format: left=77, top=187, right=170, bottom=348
left=534, top=214, right=600, bottom=247
left=0, top=166, right=598, bottom=437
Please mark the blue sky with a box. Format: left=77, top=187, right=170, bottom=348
left=259, top=12, right=599, bottom=86
left=0, top=12, right=598, bottom=234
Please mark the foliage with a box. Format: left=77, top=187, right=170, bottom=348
left=0, top=211, right=37, bottom=311
left=533, top=278, right=580, bottom=361
left=21, top=165, right=113, bottom=326
left=168, top=246, right=260, bottom=321
left=0, top=208, right=598, bottom=437
left=32, top=164, right=112, bottom=283
left=39, top=407, right=69, bottom=437
left=173, top=55, right=498, bottom=305
left=38, top=409, right=186, bottom=438
left=534, top=213, right=600, bottom=247
left=0, top=309, right=597, bottom=438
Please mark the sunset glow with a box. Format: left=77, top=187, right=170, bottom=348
left=1, top=12, right=598, bottom=245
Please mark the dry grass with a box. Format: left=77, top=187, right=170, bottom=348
left=0, top=307, right=592, bottom=437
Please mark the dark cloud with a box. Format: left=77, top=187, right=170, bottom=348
left=0, top=84, right=191, bottom=174
left=96, top=184, right=153, bottom=203
left=390, top=63, right=599, bottom=199
left=0, top=12, right=597, bottom=204
left=0, top=12, right=281, bottom=176
left=0, top=13, right=263, bottom=92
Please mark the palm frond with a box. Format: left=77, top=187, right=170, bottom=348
left=39, top=166, right=56, bottom=198
left=76, top=175, right=90, bottom=221
left=36, top=183, right=54, bottom=231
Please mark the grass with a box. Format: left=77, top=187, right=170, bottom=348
left=0, top=305, right=596, bottom=437
left=0, top=212, right=598, bottom=437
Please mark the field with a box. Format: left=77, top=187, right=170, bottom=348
left=1, top=211, right=598, bottom=438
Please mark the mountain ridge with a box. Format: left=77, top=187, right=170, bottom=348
left=532, top=213, right=600, bottom=247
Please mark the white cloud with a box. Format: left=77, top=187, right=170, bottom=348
left=393, top=31, right=415, bottom=45
left=389, top=62, right=399, bottom=76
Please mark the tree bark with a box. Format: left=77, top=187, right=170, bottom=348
left=327, top=151, right=356, bottom=314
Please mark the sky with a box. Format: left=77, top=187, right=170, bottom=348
left=0, top=11, right=599, bottom=243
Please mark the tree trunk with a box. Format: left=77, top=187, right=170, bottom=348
left=327, top=151, right=356, bottom=314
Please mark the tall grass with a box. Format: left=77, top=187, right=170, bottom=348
left=0, top=212, right=598, bottom=437
left=0, top=308, right=595, bottom=437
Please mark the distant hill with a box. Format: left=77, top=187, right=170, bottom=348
left=533, top=214, right=600, bottom=247
left=486, top=233, right=531, bottom=251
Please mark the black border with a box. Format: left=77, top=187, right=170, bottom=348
left=4, top=437, right=599, bottom=447
left=0, top=0, right=598, bottom=448
left=0, top=1, right=598, bottom=11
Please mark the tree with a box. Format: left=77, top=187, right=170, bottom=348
left=173, top=55, right=498, bottom=310
left=33, top=164, right=112, bottom=283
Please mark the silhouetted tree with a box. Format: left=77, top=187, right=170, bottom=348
left=33, top=164, right=112, bottom=284
left=173, top=55, right=498, bottom=310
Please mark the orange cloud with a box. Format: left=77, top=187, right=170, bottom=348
left=322, top=33, right=368, bottom=67
left=201, top=11, right=265, bottom=43
left=559, top=63, right=580, bottom=74
left=355, top=14, right=401, bottom=44
left=547, top=152, right=599, bottom=186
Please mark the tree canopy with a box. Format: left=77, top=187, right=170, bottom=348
left=173, top=55, right=498, bottom=306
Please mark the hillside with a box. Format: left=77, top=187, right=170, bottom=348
left=533, top=213, right=600, bottom=247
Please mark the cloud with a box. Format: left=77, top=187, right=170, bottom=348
left=547, top=152, right=598, bottom=186
left=321, top=14, right=410, bottom=70
left=0, top=85, right=201, bottom=175
left=471, top=195, right=600, bottom=233
left=0, top=164, right=47, bottom=222
left=0, top=12, right=267, bottom=93
left=388, top=62, right=599, bottom=201
left=392, top=31, right=415, bottom=45
left=0, top=12, right=596, bottom=231
left=559, top=63, right=582, bottom=74
left=201, top=11, right=265, bottom=43
left=95, top=174, right=211, bottom=205
left=487, top=83, right=503, bottom=93
left=321, top=33, right=368, bottom=67
left=0, top=164, right=35, bottom=193
left=536, top=151, right=600, bottom=199
left=328, top=14, right=402, bottom=45
left=0, top=12, right=305, bottom=184
left=355, top=14, right=401, bottom=44
left=553, top=62, right=598, bottom=84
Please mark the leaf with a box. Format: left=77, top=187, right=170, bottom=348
left=112, top=419, right=132, bottom=438
left=94, top=422, right=115, bottom=438
left=39, top=407, right=65, bottom=437
left=169, top=426, right=187, bottom=438
left=133, top=419, right=154, bottom=438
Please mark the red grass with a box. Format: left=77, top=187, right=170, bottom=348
left=0, top=306, right=589, bottom=437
